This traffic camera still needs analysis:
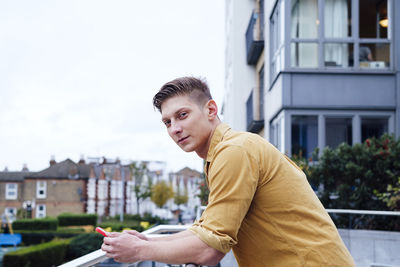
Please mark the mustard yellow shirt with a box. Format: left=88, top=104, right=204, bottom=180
left=189, top=124, right=354, bottom=267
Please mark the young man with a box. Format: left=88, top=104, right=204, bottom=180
left=101, top=77, right=355, bottom=266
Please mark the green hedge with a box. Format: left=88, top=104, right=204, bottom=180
left=12, top=218, right=58, bottom=231
left=98, top=221, right=144, bottom=232
left=58, top=213, right=97, bottom=227
left=18, top=232, right=78, bottom=246
left=67, top=233, right=104, bottom=260
left=3, top=239, right=70, bottom=267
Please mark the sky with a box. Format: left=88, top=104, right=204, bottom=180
left=0, top=0, right=225, bottom=173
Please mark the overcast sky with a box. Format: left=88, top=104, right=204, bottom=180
left=0, top=1, right=225, bottom=173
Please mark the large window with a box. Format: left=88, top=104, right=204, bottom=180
left=325, top=117, right=352, bottom=148
left=291, top=116, right=318, bottom=159
left=5, top=183, right=18, bottom=200
left=286, top=0, right=391, bottom=70
left=361, top=117, right=388, bottom=142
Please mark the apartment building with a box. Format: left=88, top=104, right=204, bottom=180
left=223, top=0, right=399, bottom=158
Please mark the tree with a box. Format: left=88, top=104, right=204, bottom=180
left=174, top=186, right=189, bottom=207
left=130, top=162, right=152, bottom=215
left=151, top=181, right=174, bottom=208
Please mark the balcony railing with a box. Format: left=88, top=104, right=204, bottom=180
left=246, top=90, right=264, bottom=133
left=58, top=225, right=191, bottom=267
left=245, top=10, right=264, bottom=65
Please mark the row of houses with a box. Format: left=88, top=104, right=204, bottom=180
left=0, top=157, right=201, bottom=221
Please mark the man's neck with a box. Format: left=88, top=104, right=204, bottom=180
left=196, top=120, right=221, bottom=159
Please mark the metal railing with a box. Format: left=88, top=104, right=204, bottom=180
left=58, top=224, right=190, bottom=267
left=326, top=209, right=400, bottom=216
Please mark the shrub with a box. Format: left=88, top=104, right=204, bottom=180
left=19, top=232, right=77, bottom=245
left=98, top=221, right=144, bottom=232
left=3, top=239, right=70, bottom=267
left=66, top=233, right=103, bottom=260
left=141, top=213, right=168, bottom=225
left=299, top=134, right=400, bottom=230
left=58, top=213, right=97, bottom=227
left=12, top=218, right=58, bottom=231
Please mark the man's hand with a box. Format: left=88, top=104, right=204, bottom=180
left=101, top=231, right=145, bottom=263
left=122, top=229, right=149, bottom=241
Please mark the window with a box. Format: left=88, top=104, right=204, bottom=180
left=259, top=66, right=265, bottom=121
left=291, top=116, right=318, bottom=159
left=36, top=204, right=46, bottom=218
left=5, top=207, right=17, bottom=220
left=5, top=183, right=18, bottom=200
left=36, top=181, right=47, bottom=199
left=270, top=0, right=285, bottom=79
left=362, top=118, right=388, bottom=142
left=325, top=118, right=352, bottom=148
left=291, top=0, right=318, bottom=68
left=287, top=0, right=391, bottom=70
left=271, top=117, right=283, bottom=152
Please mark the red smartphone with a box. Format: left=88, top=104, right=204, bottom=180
left=96, top=227, right=109, bottom=237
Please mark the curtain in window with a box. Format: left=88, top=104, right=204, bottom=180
left=291, top=0, right=318, bottom=67
left=324, top=0, right=349, bottom=66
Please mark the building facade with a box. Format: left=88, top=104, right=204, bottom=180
left=223, top=0, right=399, bottom=158
left=0, top=157, right=202, bottom=222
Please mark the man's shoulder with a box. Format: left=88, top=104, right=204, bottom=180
left=215, top=129, right=271, bottom=157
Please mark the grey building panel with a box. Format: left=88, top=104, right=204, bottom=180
left=290, top=73, right=396, bottom=108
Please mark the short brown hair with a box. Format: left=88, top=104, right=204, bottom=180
left=153, top=76, right=213, bottom=112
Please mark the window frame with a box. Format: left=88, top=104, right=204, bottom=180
left=5, top=207, right=17, bottom=219
left=285, top=110, right=394, bottom=157
left=5, top=183, right=18, bottom=200
left=269, top=0, right=394, bottom=78
left=36, top=204, right=46, bottom=218
left=36, top=180, right=47, bottom=199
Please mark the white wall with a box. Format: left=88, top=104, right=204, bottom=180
left=223, top=0, right=256, bottom=131
left=339, top=229, right=400, bottom=267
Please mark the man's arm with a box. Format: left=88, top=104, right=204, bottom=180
left=101, top=229, right=225, bottom=266
left=122, top=228, right=194, bottom=242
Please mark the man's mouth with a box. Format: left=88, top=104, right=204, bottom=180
left=178, top=136, right=189, bottom=144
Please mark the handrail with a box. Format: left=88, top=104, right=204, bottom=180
left=326, top=209, right=400, bottom=216
left=58, top=224, right=190, bottom=267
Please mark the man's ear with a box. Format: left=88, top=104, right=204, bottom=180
left=205, top=99, right=218, bottom=119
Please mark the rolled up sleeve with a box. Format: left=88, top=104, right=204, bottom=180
left=189, top=145, right=259, bottom=253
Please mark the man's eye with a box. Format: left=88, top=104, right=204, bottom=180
left=164, top=121, right=171, bottom=127
left=179, top=112, right=187, bottom=118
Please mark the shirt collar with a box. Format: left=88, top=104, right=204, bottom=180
left=206, top=123, right=231, bottom=163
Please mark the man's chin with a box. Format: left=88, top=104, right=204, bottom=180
left=178, top=144, right=195, bottom=153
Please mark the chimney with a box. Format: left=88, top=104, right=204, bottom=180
left=22, top=163, right=29, bottom=172
left=50, top=155, right=56, bottom=166
left=78, top=154, right=85, bottom=165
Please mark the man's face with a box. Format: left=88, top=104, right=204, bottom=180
left=161, top=95, right=213, bottom=158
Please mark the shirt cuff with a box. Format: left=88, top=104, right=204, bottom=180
left=188, top=222, right=235, bottom=254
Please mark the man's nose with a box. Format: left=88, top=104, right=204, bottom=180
left=171, top=121, right=182, bottom=134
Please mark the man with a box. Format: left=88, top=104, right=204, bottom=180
left=102, top=77, right=355, bottom=266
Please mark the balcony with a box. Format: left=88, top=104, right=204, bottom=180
left=245, top=10, right=264, bottom=65
left=246, top=90, right=264, bottom=133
